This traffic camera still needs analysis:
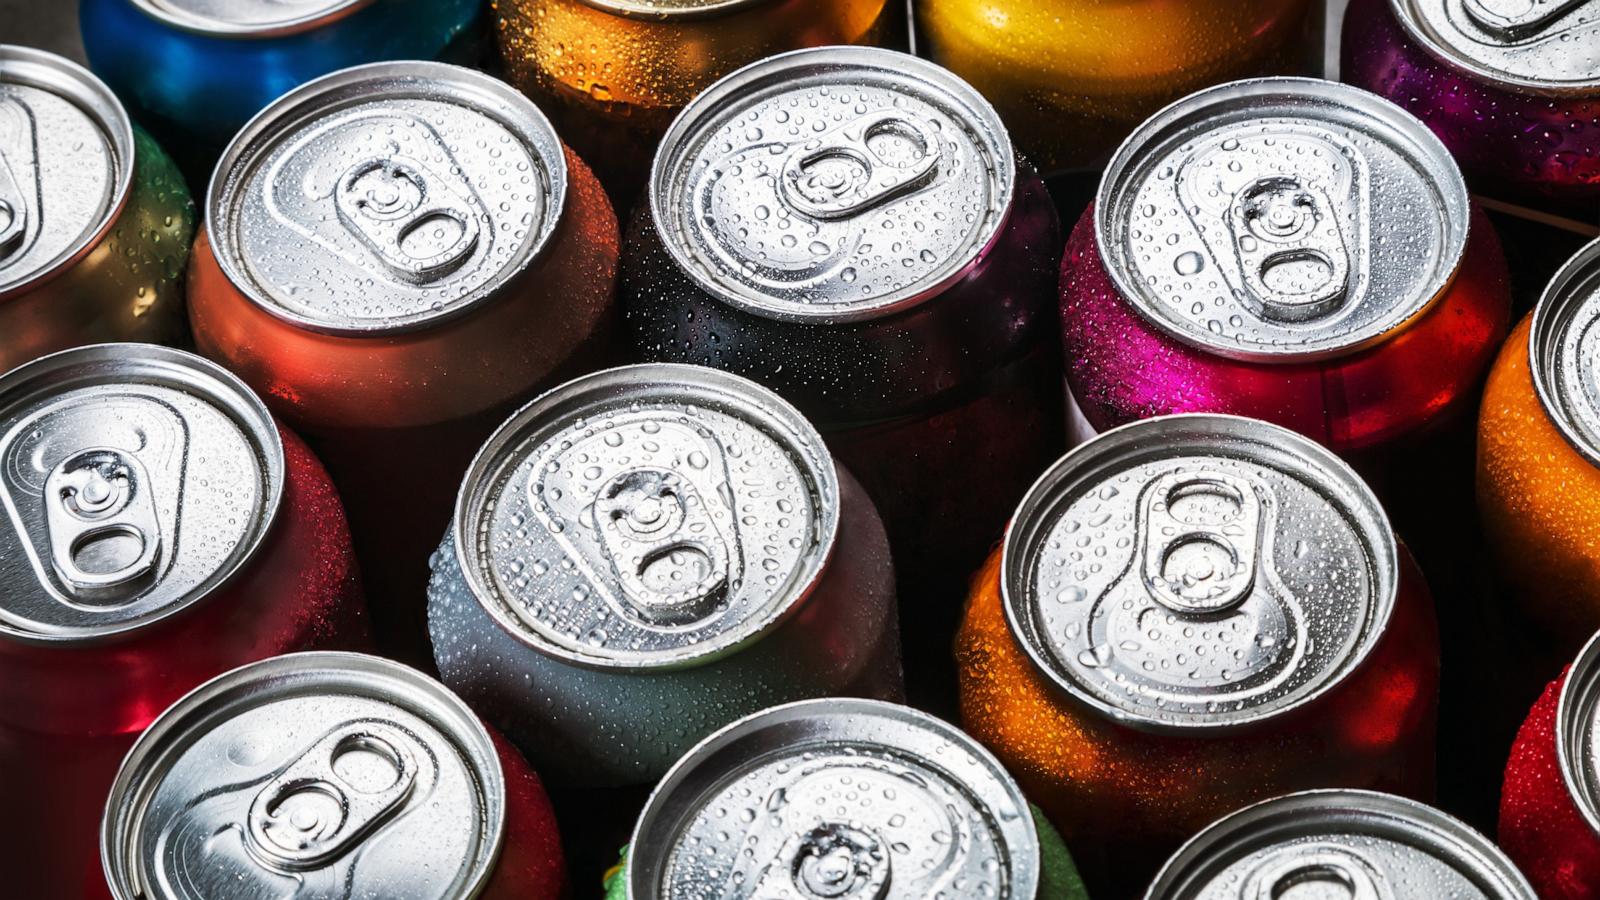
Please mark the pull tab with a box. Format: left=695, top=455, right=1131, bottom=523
left=593, top=469, right=731, bottom=625
left=779, top=113, right=942, bottom=220
left=1140, top=471, right=1263, bottom=615
left=46, top=448, right=161, bottom=599
left=335, top=155, right=481, bottom=284
left=1465, top=0, right=1591, bottom=40
left=0, top=150, right=26, bottom=261
left=1229, top=175, right=1350, bottom=322
left=246, top=724, right=419, bottom=871
left=752, top=822, right=891, bottom=900
left=1244, top=847, right=1393, bottom=900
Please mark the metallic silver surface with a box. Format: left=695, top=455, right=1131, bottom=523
left=1394, top=0, right=1600, bottom=94
left=1529, top=237, right=1600, bottom=468
left=131, top=0, right=374, bottom=36
left=1557, top=629, right=1600, bottom=841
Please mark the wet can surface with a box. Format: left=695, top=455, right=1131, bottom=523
left=493, top=0, right=893, bottom=202
left=427, top=364, right=902, bottom=788
left=1344, top=0, right=1600, bottom=211
left=81, top=0, right=485, bottom=184
left=916, top=0, right=1323, bottom=175
left=1151, top=789, right=1534, bottom=900
left=1061, top=77, right=1511, bottom=457
left=190, top=60, right=620, bottom=666
left=956, top=414, right=1440, bottom=895
left=616, top=698, right=1089, bottom=899
left=99, top=652, right=565, bottom=900
left=0, top=344, right=366, bottom=899
left=0, top=46, right=194, bottom=372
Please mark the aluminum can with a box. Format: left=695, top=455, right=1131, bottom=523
left=427, top=363, right=902, bottom=787
left=956, top=414, right=1440, bottom=895
left=1061, top=77, right=1511, bottom=456
left=615, top=698, right=1089, bottom=899
left=1344, top=0, right=1600, bottom=212
left=0, top=46, right=193, bottom=372
left=81, top=0, right=485, bottom=184
left=190, top=60, right=620, bottom=665
left=0, top=343, right=367, bottom=899
left=99, top=652, right=565, bottom=900
left=1150, top=789, right=1535, bottom=900
left=494, top=0, right=893, bottom=201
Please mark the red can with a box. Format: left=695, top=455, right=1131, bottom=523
left=0, top=343, right=367, bottom=899
left=99, top=652, right=565, bottom=900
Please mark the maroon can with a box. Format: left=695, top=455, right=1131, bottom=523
left=0, top=343, right=367, bottom=899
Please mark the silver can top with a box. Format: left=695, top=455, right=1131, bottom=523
left=1146, top=790, right=1536, bottom=900
left=0, top=46, right=132, bottom=298
left=1097, top=78, right=1469, bottom=362
left=209, top=61, right=567, bottom=335
left=1003, top=414, right=1397, bottom=731
left=102, top=652, right=507, bottom=900
left=0, top=344, right=284, bottom=644
left=628, top=698, right=1041, bottom=900
left=1393, top=0, right=1600, bottom=94
left=1530, top=237, right=1600, bottom=469
left=578, top=0, right=773, bottom=19
left=448, top=363, right=839, bottom=668
left=651, top=46, right=1015, bottom=322
left=1558, top=630, right=1600, bottom=841
left=132, top=0, right=373, bottom=35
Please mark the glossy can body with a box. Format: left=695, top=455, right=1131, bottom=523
left=917, top=0, right=1323, bottom=174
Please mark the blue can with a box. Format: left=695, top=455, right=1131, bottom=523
left=81, top=0, right=485, bottom=185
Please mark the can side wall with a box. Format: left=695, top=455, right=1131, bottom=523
left=1500, top=668, right=1600, bottom=899
left=481, top=727, right=568, bottom=900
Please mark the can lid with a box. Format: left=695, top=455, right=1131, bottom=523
left=651, top=46, right=1015, bottom=323
left=0, top=45, right=131, bottom=298
left=449, top=363, right=839, bottom=669
left=1146, top=789, right=1536, bottom=899
left=628, top=698, right=1041, bottom=900
left=1392, top=0, right=1600, bottom=95
left=1558, top=629, right=1600, bottom=841
left=1096, top=77, right=1469, bottom=363
left=0, top=344, right=284, bottom=644
left=131, top=0, right=373, bottom=35
left=101, top=652, right=507, bottom=900
left=1530, top=237, right=1600, bottom=468
left=209, top=61, right=567, bottom=336
left=1002, top=414, right=1398, bottom=732
left=577, top=0, right=774, bottom=19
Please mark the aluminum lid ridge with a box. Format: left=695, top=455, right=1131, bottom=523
left=1392, top=0, right=1600, bottom=95
left=1530, top=237, right=1600, bottom=469
left=1557, top=629, right=1600, bottom=840
left=132, top=0, right=376, bottom=36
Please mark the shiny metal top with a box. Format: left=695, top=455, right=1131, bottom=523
left=1530, top=238, right=1600, bottom=469
left=1146, top=790, right=1536, bottom=900
left=629, top=698, right=1040, bottom=900
left=0, top=46, right=131, bottom=298
left=210, top=61, right=567, bottom=335
left=133, top=0, right=373, bottom=35
left=450, top=364, right=838, bottom=668
left=0, top=344, right=283, bottom=644
left=580, top=0, right=773, bottom=19
left=102, top=652, right=507, bottom=900
left=1394, top=0, right=1600, bottom=94
left=1003, top=415, right=1397, bottom=731
left=652, top=46, right=1014, bottom=322
left=1097, top=78, right=1469, bottom=362
left=1559, top=630, right=1600, bottom=840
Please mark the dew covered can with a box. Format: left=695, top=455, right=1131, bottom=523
left=956, top=414, right=1440, bottom=895
left=427, top=364, right=902, bottom=788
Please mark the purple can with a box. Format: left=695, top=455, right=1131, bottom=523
left=1343, top=0, right=1600, bottom=212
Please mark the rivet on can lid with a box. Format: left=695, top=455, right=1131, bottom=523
left=628, top=698, right=1041, bottom=900
left=1392, top=0, right=1600, bottom=95
left=450, top=363, right=839, bottom=668
left=1530, top=237, right=1600, bottom=468
left=1557, top=630, right=1600, bottom=842
left=651, top=46, right=1015, bottom=322
left=0, top=344, right=284, bottom=643
left=1002, top=414, right=1398, bottom=731
left=0, top=46, right=132, bottom=298
left=132, top=0, right=374, bottom=36
left=1145, top=790, right=1536, bottom=899
left=1096, top=77, right=1469, bottom=362
left=210, top=61, right=567, bottom=335
left=101, top=652, right=506, bottom=900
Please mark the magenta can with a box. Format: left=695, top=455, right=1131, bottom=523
left=1342, top=0, right=1600, bottom=212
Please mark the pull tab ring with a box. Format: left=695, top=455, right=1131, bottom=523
left=1244, top=847, right=1393, bottom=900
left=752, top=821, right=892, bottom=900
left=594, top=468, right=731, bottom=625
left=1464, top=0, right=1591, bottom=40
left=1139, top=471, right=1263, bottom=615
left=779, top=113, right=943, bottom=221
left=335, top=155, right=482, bottom=285
left=1230, top=175, right=1351, bottom=323
left=0, top=150, right=26, bottom=260
left=46, top=447, right=162, bottom=598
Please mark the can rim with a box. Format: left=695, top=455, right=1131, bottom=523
left=127, top=0, right=375, bottom=38
left=573, top=0, right=780, bottom=21
left=206, top=59, right=571, bottom=337
left=1000, top=412, right=1400, bottom=734
left=625, top=697, right=1042, bottom=900
left=1388, top=0, right=1600, bottom=98
left=1557, top=628, right=1600, bottom=841
left=0, top=45, right=135, bottom=303
left=447, top=362, right=842, bottom=672
left=1529, top=236, right=1600, bottom=469
left=648, top=44, right=1018, bottom=325
left=1093, top=76, right=1471, bottom=364
left=0, top=342, right=286, bottom=646
left=100, top=651, right=508, bottom=900
left=1144, top=789, right=1537, bottom=899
